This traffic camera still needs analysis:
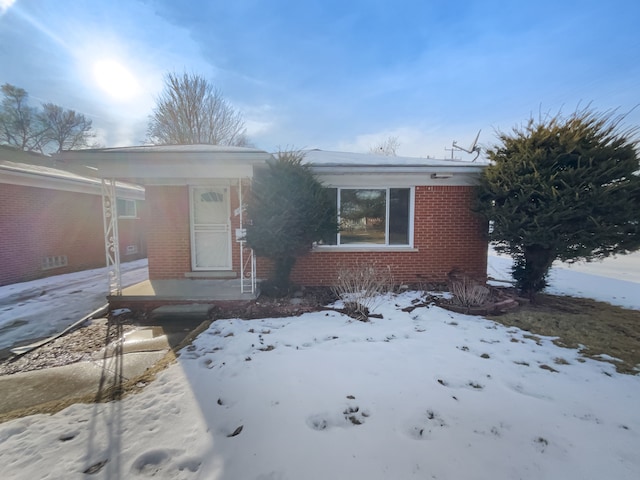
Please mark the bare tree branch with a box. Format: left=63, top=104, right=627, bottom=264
left=0, top=84, right=97, bottom=154
left=369, top=136, right=400, bottom=156
left=147, top=72, right=249, bottom=146
left=0, top=83, right=46, bottom=151
left=39, top=103, right=96, bottom=153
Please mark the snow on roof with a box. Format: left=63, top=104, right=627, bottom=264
left=73, top=144, right=270, bottom=155
left=0, top=146, right=143, bottom=195
left=47, top=145, right=484, bottom=182
left=302, top=149, right=487, bottom=169
left=1, top=158, right=98, bottom=184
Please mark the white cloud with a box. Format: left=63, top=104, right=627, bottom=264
left=336, top=125, right=485, bottom=159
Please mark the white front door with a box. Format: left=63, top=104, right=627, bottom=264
left=190, top=186, right=232, bottom=270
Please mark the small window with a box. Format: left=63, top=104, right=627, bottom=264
left=117, top=199, right=137, bottom=218
left=42, top=255, right=68, bottom=270
left=322, top=187, right=412, bottom=246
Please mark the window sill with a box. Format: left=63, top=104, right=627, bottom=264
left=312, top=245, right=418, bottom=253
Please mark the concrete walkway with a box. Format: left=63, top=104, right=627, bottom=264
left=0, top=312, right=208, bottom=421
left=0, top=350, right=167, bottom=416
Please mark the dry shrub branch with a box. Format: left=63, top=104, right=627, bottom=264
left=332, top=262, right=394, bottom=321
left=448, top=272, right=490, bottom=307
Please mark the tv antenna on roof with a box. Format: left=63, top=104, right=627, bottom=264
left=452, top=130, right=481, bottom=161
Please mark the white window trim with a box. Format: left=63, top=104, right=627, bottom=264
left=323, top=186, right=414, bottom=249
left=117, top=198, right=138, bottom=219
left=313, top=245, right=418, bottom=252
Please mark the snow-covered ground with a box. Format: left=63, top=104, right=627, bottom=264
left=488, top=250, right=640, bottom=310
left=0, top=255, right=639, bottom=479
left=0, top=259, right=148, bottom=352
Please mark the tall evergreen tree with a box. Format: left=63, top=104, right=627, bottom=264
left=245, top=150, right=338, bottom=296
left=477, top=109, right=640, bottom=299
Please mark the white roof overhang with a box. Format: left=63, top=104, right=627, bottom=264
left=47, top=146, right=485, bottom=187
left=304, top=150, right=486, bottom=187
left=0, top=163, right=144, bottom=199
left=54, top=145, right=275, bottom=185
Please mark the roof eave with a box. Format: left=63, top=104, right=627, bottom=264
left=309, top=164, right=486, bottom=175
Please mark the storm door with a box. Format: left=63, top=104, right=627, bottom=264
left=190, top=186, right=232, bottom=270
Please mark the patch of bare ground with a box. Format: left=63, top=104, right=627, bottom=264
left=487, top=294, right=640, bottom=374
left=0, top=319, right=136, bottom=376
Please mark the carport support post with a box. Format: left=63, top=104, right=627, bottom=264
left=101, top=178, right=122, bottom=296
left=238, top=177, right=256, bottom=294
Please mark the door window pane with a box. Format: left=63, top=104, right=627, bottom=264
left=193, top=187, right=228, bottom=224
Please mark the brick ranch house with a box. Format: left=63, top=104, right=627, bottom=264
left=55, top=145, right=487, bottom=304
left=0, top=145, right=147, bottom=287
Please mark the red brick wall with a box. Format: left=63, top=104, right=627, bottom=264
left=258, top=185, right=488, bottom=286
left=0, top=183, right=146, bottom=286
left=145, top=184, right=487, bottom=286
left=146, top=186, right=191, bottom=279
left=146, top=184, right=246, bottom=280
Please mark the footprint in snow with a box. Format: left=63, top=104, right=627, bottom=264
left=407, top=409, right=448, bottom=440
left=130, top=449, right=184, bottom=476
left=436, top=378, right=485, bottom=391
left=307, top=404, right=371, bottom=431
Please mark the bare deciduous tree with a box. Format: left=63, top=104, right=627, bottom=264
left=39, top=103, right=96, bottom=153
left=147, top=72, right=250, bottom=146
left=0, top=83, right=44, bottom=151
left=0, top=83, right=97, bottom=154
left=369, top=135, right=400, bottom=156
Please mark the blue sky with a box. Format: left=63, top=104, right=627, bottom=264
left=1, top=0, right=639, bottom=157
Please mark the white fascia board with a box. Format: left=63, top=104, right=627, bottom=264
left=93, top=163, right=255, bottom=185
left=56, top=149, right=271, bottom=177
left=316, top=170, right=483, bottom=188
left=114, top=185, right=145, bottom=200
left=0, top=168, right=145, bottom=199
left=311, top=164, right=484, bottom=175
left=0, top=168, right=101, bottom=195
left=142, top=178, right=238, bottom=186
left=55, top=160, right=255, bottom=180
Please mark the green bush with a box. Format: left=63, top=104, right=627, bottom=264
left=246, top=150, right=338, bottom=296
left=477, top=109, right=640, bottom=299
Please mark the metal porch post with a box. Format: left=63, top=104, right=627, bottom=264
left=238, top=177, right=255, bottom=294
left=101, top=178, right=122, bottom=295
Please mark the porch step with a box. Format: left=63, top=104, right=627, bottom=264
left=149, top=303, right=215, bottom=321
left=184, top=271, right=237, bottom=279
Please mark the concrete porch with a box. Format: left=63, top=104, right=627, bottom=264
left=108, top=278, right=259, bottom=311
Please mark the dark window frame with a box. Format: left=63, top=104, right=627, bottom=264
left=322, top=187, right=413, bottom=247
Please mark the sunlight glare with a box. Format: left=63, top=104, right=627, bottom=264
left=0, top=0, right=16, bottom=15
left=92, top=59, right=140, bottom=101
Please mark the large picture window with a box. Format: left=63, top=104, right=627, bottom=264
left=323, top=187, right=412, bottom=246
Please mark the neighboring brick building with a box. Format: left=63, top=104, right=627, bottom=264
left=0, top=146, right=146, bottom=287
left=56, top=145, right=487, bottom=296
